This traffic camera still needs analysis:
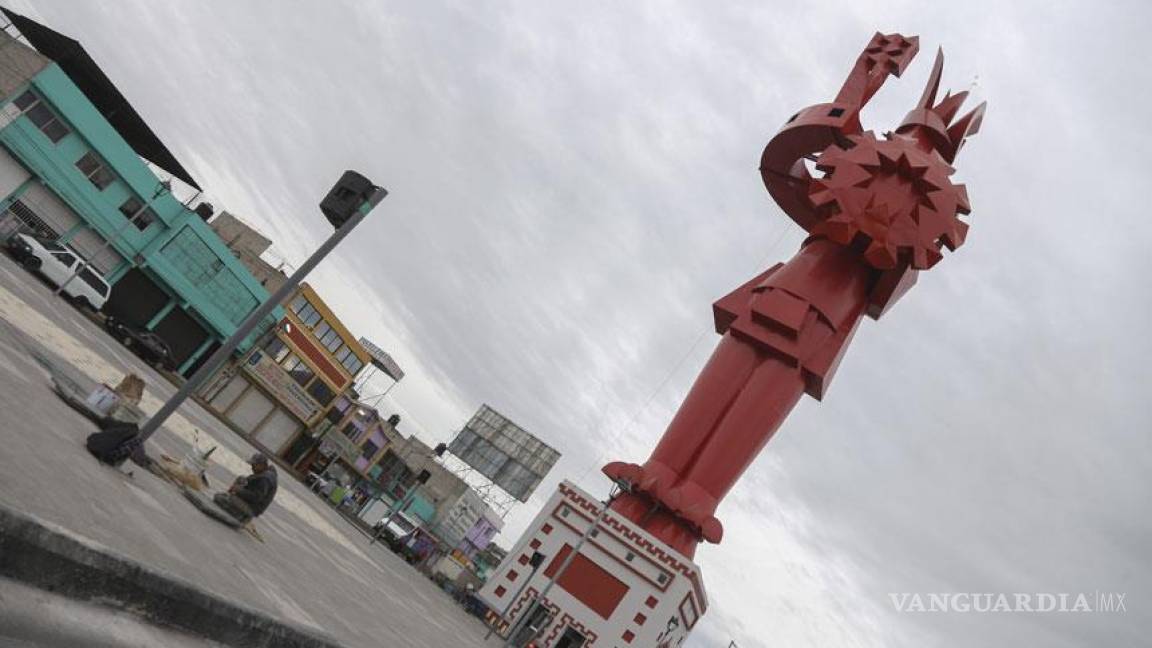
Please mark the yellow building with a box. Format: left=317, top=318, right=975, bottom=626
left=201, top=283, right=370, bottom=458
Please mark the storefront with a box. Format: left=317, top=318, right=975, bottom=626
left=299, top=402, right=401, bottom=503
left=203, top=346, right=323, bottom=456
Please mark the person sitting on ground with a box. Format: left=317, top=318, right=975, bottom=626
left=213, top=453, right=278, bottom=523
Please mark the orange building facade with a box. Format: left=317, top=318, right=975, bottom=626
left=201, top=283, right=370, bottom=459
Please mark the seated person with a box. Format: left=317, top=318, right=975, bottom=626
left=213, top=453, right=278, bottom=523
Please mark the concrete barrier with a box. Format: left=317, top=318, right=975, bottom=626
left=0, top=503, right=345, bottom=648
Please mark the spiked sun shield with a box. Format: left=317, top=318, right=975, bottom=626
left=808, top=132, right=971, bottom=270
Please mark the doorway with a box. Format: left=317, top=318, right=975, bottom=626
left=510, top=605, right=552, bottom=647
left=554, top=626, right=587, bottom=648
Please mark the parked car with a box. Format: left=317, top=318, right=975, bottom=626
left=372, top=510, right=420, bottom=548
left=6, top=233, right=111, bottom=311
left=305, top=472, right=330, bottom=493
left=105, top=316, right=176, bottom=370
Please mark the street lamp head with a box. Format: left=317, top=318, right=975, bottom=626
left=320, top=170, right=387, bottom=230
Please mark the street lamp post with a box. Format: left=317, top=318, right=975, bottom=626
left=485, top=551, right=545, bottom=640
left=135, top=171, right=386, bottom=444
left=501, top=485, right=619, bottom=647
left=55, top=180, right=171, bottom=296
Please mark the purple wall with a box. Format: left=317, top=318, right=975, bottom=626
left=461, top=516, right=499, bottom=557
left=354, top=425, right=387, bottom=471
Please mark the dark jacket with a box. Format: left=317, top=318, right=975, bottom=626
left=234, top=467, right=278, bottom=517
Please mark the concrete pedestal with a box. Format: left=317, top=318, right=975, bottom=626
left=480, top=481, right=707, bottom=647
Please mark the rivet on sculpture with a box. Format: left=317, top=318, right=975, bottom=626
left=604, top=33, right=986, bottom=558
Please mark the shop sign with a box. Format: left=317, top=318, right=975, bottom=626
left=243, top=350, right=321, bottom=422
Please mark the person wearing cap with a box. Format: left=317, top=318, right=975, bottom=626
left=213, top=452, right=279, bottom=523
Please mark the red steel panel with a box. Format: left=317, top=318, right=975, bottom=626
left=545, top=545, right=629, bottom=620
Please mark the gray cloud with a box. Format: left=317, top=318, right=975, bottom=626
left=14, top=0, right=1152, bottom=645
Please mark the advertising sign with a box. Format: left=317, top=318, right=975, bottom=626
left=243, top=350, right=321, bottom=421
left=447, top=405, right=560, bottom=502
left=358, top=337, right=404, bottom=382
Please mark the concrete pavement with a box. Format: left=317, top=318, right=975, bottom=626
left=0, top=251, right=498, bottom=648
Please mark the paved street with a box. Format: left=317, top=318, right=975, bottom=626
left=0, top=251, right=497, bottom=648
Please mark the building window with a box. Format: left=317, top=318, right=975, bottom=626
left=341, top=422, right=360, bottom=441
left=75, top=152, right=117, bottom=191
left=157, top=228, right=258, bottom=325
left=314, top=320, right=332, bottom=340
left=118, top=197, right=157, bottom=231
left=13, top=91, right=36, bottom=111
left=360, top=439, right=380, bottom=460
left=296, top=302, right=321, bottom=328
left=263, top=337, right=290, bottom=363
left=341, top=353, right=364, bottom=376
left=281, top=354, right=314, bottom=387
left=314, top=321, right=342, bottom=352
left=334, top=344, right=352, bottom=363
left=323, top=403, right=345, bottom=425
left=307, top=378, right=335, bottom=407
left=14, top=90, right=70, bottom=143
left=289, top=294, right=308, bottom=314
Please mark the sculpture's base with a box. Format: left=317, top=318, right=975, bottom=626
left=479, top=481, right=707, bottom=647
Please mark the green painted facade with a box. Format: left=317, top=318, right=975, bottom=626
left=0, top=62, right=281, bottom=370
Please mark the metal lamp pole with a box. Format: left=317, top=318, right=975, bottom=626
left=136, top=172, right=386, bottom=444
left=501, top=485, right=619, bottom=647
left=486, top=551, right=545, bottom=640
left=56, top=181, right=171, bottom=296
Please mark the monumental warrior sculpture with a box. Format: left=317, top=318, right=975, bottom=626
left=604, top=33, right=986, bottom=558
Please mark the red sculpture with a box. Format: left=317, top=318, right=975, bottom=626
left=604, top=33, right=986, bottom=558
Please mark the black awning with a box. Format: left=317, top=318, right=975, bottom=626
left=3, top=8, right=202, bottom=191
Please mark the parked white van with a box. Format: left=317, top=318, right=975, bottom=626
left=6, top=233, right=111, bottom=310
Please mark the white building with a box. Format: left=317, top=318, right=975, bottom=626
left=479, top=481, right=707, bottom=648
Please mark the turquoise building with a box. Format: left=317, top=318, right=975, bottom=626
left=0, top=10, right=280, bottom=374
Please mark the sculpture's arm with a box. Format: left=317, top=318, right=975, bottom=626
left=759, top=33, right=921, bottom=231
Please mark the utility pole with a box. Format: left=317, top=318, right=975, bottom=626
left=135, top=171, right=386, bottom=444
left=486, top=551, right=545, bottom=640
left=501, top=485, right=619, bottom=647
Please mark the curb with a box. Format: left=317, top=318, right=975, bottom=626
left=0, top=503, right=346, bottom=648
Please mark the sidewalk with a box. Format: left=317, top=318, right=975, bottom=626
left=0, top=253, right=497, bottom=648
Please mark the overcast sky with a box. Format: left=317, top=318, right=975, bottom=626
left=11, top=1, right=1152, bottom=646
